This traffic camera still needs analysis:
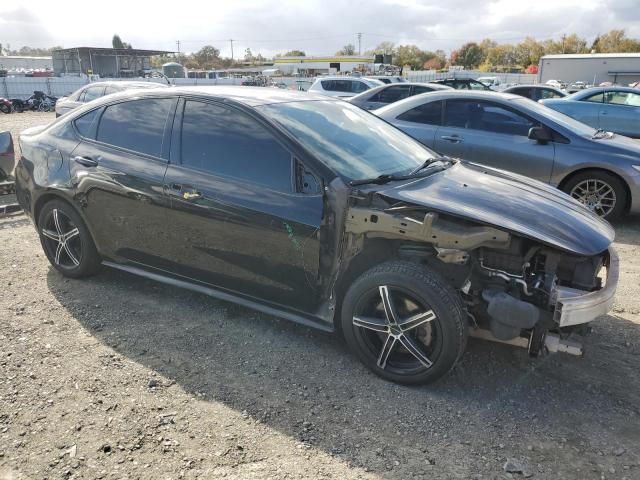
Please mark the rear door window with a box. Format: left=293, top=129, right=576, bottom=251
left=397, top=101, right=442, bottom=125
left=351, top=81, right=370, bottom=94
left=96, top=98, right=173, bottom=157
left=180, top=100, right=293, bottom=192
left=582, top=92, right=604, bottom=103
left=374, top=85, right=411, bottom=103
left=83, top=86, right=105, bottom=103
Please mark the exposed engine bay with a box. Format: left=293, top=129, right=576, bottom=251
left=344, top=203, right=615, bottom=355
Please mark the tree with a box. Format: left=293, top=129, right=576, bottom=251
left=112, top=35, right=124, bottom=49
left=336, top=44, right=356, bottom=56
left=244, top=48, right=254, bottom=62
left=112, top=34, right=132, bottom=49
left=593, top=29, right=640, bottom=53
left=283, top=50, right=305, bottom=56
left=452, top=42, right=484, bottom=69
left=193, top=45, right=221, bottom=69
left=365, top=41, right=396, bottom=55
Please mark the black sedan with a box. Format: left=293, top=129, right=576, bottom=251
left=11, top=87, right=618, bottom=384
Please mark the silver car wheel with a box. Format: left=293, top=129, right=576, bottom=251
left=570, top=179, right=616, bottom=217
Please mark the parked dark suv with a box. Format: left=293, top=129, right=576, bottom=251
left=12, top=87, right=618, bottom=384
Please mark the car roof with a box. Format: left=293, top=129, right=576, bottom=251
left=504, top=84, right=561, bottom=90
left=79, top=85, right=335, bottom=107
left=84, top=80, right=168, bottom=88
left=374, top=90, right=521, bottom=116
left=348, top=82, right=452, bottom=102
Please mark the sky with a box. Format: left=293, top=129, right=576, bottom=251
left=1, top=0, right=639, bottom=57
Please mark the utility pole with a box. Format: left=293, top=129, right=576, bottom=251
left=176, top=40, right=181, bottom=62
left=357, top=32, right=362, bottom=55
left=561, top=34, right=566, bottom=54
left=229, top=39, right=234, bottom=60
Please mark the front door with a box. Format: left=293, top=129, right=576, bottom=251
left=69, top=97, right=176, bottom=264
left=435, top=99, right=555, bottom=182
left=163, top=99, right=324, bottom=314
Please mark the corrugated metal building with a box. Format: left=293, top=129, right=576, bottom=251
left=538, top=53, right=640, bottom=85
left=52, top=47, right=174, bottom=78
left=0, top=56, right=53, bottom=71
left=273, top=55, right=374, bottom=75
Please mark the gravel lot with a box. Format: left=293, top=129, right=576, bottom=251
left=1, top=112, right=640, bottom=480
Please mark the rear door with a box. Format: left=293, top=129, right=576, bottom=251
left=599, top=90, right=640, bottom=137
left=436, top=99, right=555, bottom=181
left=391, top=100, right=443, bottom=150
left=69, top=97, right=176, bottom=264
left=162, top=98, right=324, bottom=313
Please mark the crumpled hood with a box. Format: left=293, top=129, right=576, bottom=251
left=376, top=162, right=614, bottom=256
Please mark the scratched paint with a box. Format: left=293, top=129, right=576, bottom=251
left=283, top=221, right=302, bottom=251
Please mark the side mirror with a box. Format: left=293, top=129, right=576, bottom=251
left=528, top=126, right=552, bottom=143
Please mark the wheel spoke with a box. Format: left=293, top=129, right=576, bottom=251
left=64, top=227, right=79, bottom=241
left=54, top=241, right=64, bottom=265
left=398, top=335, right=433, bottom=368
left=41, top=229, right=61, bottom=242
left=379, top=286, right=399, bottom=325
left=52, top=209, right=63, bottom=235
left=377, top=335, right=397, bottom=369
left=398, top=309, right=436, bottom=332
left=353, top=316, right=389, bottom=333
left=63, top=243, right=80, bottom=266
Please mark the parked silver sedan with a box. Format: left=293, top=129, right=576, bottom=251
left=348, top=82, right=452, bottom=110
left=375, top=90, right=640, bottom=219
left=55, top=81, right=168, bottom=117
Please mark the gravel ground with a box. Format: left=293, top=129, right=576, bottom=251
left=1, top=112, right=640, bottom=480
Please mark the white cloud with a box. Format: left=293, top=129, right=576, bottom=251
left=0, top=0, right=638, bottom=56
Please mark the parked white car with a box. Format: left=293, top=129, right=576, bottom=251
left=55, top=81, right=168, bottom=117
left=307, top=76, right=383, bottom=98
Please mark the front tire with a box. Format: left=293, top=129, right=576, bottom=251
left=563, top=170, right=627, bottom=220
left=38, top=200, right=101, bottom=278
left=341, top=261, right=468, bottom=385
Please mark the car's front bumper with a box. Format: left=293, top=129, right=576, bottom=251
left=551, top=247, right=619, bottom=327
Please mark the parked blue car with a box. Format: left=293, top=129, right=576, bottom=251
left=540, top=87, right=640, bottom=138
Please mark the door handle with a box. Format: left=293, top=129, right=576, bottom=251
left=440, top=135, right=463, bottom=143
left=73, top=155, right=98, bottom=167
left=182, top=191, right=202, bottom=201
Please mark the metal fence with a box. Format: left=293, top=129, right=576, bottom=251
left=0, top=71, right=540, bottom=99
left=406, top=70, right=538, bottom=86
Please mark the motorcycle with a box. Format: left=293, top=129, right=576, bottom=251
left=0, top=97, right=12, bottom=114
left=24, top=91, right=58, bottom=112
left=8, top=98, right=26, bottom=113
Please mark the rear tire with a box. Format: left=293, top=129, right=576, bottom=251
left=341, top=261, right=468, bottom=385
left=37, top=200, right=101, bottom=278
left=563, top=170, right=627, bottom=220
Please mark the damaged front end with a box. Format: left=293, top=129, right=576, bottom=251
left=343, top=200, right=618, bottom=356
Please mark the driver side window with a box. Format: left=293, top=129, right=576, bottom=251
left=180, top=100, right=294, bottom=192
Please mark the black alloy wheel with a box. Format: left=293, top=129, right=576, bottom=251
left=341, top=261, right=467, bottom=385
left=38, top=200, right=101, bottom=278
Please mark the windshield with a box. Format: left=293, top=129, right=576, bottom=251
left=258, top=100, right=436, bottom=180
left=512, top=97, right=597, bottom=137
